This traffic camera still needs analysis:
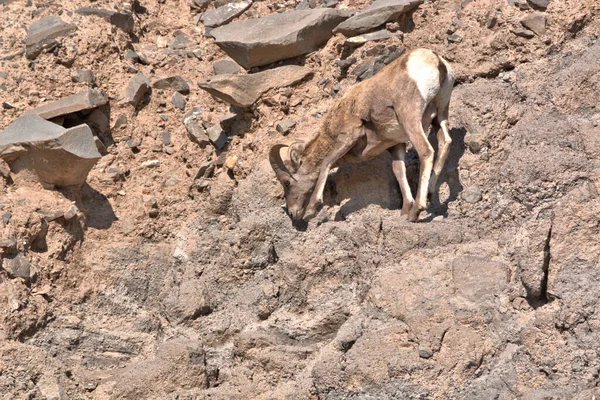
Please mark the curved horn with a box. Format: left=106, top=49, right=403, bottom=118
left=269, top=144, right=291, bottom=183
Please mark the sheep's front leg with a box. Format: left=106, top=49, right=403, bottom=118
left=303, top=132, right=361, bottom=221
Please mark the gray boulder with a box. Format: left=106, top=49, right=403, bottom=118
left=0, top=114, right=101, bottom=188
left=25, top=16, right=77, bottom=60
left=333, top=0, right=423, bottom=37
left=198, top=65, right=312, bottom=107
left=211, top=8, right=353, bottom=69
left=202, top=0, right=252, bottom=28
left=26, top=89, right=108, bottom=120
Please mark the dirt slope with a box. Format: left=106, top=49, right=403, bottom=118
left=1, top=0, right=600, bottom=399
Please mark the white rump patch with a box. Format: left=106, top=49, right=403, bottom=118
left=406, top=50, right=441, bottom=103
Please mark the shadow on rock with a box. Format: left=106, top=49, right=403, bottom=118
left=75, top=183, right=118, bottom=229
left=422, top=126, right=467, bottom=219
left=329, top=153, right=402, bottom=221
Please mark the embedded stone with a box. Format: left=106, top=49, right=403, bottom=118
left=521, top=12, right=547, bottom=36
left=0, top=114, right=101, bottom=187
left=197, top=65, right=312, bottom=107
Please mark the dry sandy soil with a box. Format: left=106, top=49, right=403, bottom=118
left=1, top=0, right=600, bottom=398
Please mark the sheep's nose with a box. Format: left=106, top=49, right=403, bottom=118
left=288, top=206, right=303, bottom=221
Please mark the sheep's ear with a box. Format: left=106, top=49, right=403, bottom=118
left=288, top=141, right=305, bottom=173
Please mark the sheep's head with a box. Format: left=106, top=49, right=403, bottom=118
left=270, top=142, right=318, bottom=225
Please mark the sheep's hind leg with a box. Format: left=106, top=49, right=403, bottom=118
left=402, top=116, right=434, bottom=222
left=388, top=143, right=414, bottom=216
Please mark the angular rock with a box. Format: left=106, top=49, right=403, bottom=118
left=202, top=0, right=252, bottom=28
left=183, top=108, right=210, bottom=146
left=171, top=33, right=194, bottom=49
left=191, top=0, right=210, bottom=10
left=198, top=65, right=312, bottom=107
left=84, top=109, right=110, bottom=135
left=25, top=16, right=77, bottom=60
left=71, top=69, right=95, bottom=85
left=211, top=8, right=353, bottom=69
left=0, top=114, right=101, bottom=187
left=75, top=7, right=134, bottom=34
left=213, top=59, right=240, bottom=75
left=124, top=49, right=140, bottom=62
left=512, top=27, right=535, bottom=38
left=333, top=0, right=423, bottom=37
left=152, top=76, right=190, bottom=94
left=206, top=124, right=227, bottom=149
left=276, top=119, right=296, bottom=135
left=521, top=12, right=546, bottom=36
left=344, top=29, right=399, bottom=46
left=26, top=89, right=108, bottom=120
left=447, top=34, right=462, bottom=43
left=2, top=252, right=30, bottom=280
left=123, top=72, right=150, bottom=107
left=171, top=92, right=187, bottom=110
left=195, top=161, right=215, bottom=179
left=527, top=0, right=549, bottom=9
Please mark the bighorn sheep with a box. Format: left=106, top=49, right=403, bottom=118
left=270, top=48, right=454, bottom=224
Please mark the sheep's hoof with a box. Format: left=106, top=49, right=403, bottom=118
left=408, top=205, right=423, bottom=222
left=304, top=199, right=323, bottom=221
left=401, top=201, right=414, bottom=216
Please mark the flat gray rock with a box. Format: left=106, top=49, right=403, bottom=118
left=334, top=0, right=423, bottom=36
left=26, top=89, right=108, bottom=120
left=213, top=59, right=241, bottom=75
left=152, top=76, right=190, bottom=94
left=25, top=16, right=77, bottom=60
left=75, top=7, right=134, bottom=33
left=202, top=0, right=252, bottom=28
left=198, top=65, right=312, bottom=107
left=344, top=29, right=399, bottom=46
left=0, top=114, right=101, bottom=188
left=71, top=69, right=95, bottom=85
left=211, top=8, right=353, bottom=69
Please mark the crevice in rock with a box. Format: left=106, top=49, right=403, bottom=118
left=526, top=224, right=552, bottom=309
left=340, top=339, right=356, bottom=353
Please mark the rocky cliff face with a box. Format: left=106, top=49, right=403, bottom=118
left=1, top=0, right=600, bottom=399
